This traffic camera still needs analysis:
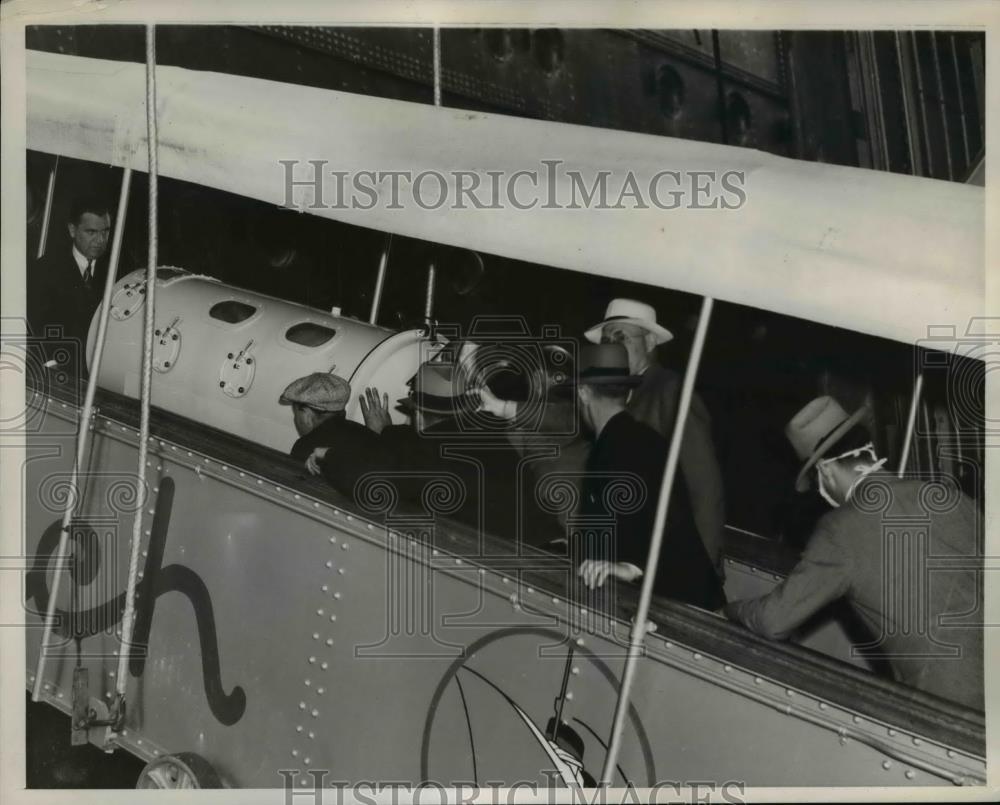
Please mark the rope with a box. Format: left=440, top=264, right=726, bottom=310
left=599, top=296, right=715, bottom=784
left=113, top=23, right=159, bottom=707
left=31, top=167, right=133, bottom=701
left=433, top=26, right=442, bottom=107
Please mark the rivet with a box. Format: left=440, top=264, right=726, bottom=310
left=317, top=687, right=325, bottom=695
left=312, top=633, right=319, bottom=640
left=292, top=750, right=298, bottom=757
left=904, top=770, right=915, bottom=780
left=367, top=523, right=374, bottom=530
left=299, top=702, right=306, bottom=710
left=147, top=509, right=155, bottom=515
left=137, top=739, right=143, bottom=746
left=341, top=543, right=349, bottom=551
left=693, top=653, right=702, bottom=661
left=665, top=641, right=672, bottom=648
left=946, top=750, right=955, bottom=758
left=579, top=607, right=587, bottom=615
left=819, top=702, right=828, bottom=710
left=311, top=709, right=319, bottom=717
left=338, top=568, right=345, bottom=575
left=839, top=737, right=848, bottom=746
left=325, top=561, right=333, bottom=568
left=552, top=597, right=559, bottom=604
left=305, top=679, right=311, bottom=686
left=326, top=638, right=333, bottom=646
left=276, top=487, right=282, bottom=493
left=478, top=568, right=485, bottom=575
left=565, top=692, right=574, bottom=701
left=108, top=671, right=115, bottom=678
left=576, top=637, right=585, bottom=646
left=105, top=692, right=112, bottom=699
left=329, top=537, right=336, bottom=544
left=257, top=480, right=263, bottom=486
left=314, top=503, right=319, bottom=509
left=887, top=728, right=895, bottom=736
left=853, top=715, right=861, bottom=724
left=723, top=665, right=732, bottom=673
left=882, top=761, right=891, bottom=770
left=321, top=662, right=328, bottom=670
left=527, top=587, right=534, bottom=594
left=455, top=558, right=462, bottom=565
left=308, top=656, right=316, bottom=664
left=754, top=677, right=762, bottom=685
left=346, top=515, right=353, bottom=521
left=912, top=737, right=922, bottom=746
left=321, top=585, right=329, bottom=593
left=785, top=689, right=794, bottom=697
left=333, top=592, right=341, bottom=600
left=571, top=667, right=579, bottom=675
left=295, top=494, right=301, bottom=500
left=221, top=465, right=227, bottom=471
left=57, top=691, right=63, bottom=698
left=432, top=549, right=438, bottom=556
left=308, top=731, right=315, bottom=739
left=502, top=577, right=509, bottom=584
left=317, top=609, right=324, bottom=616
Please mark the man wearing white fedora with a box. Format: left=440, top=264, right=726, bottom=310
left=585, top=298, right=725, bottom=571
left=726, top=396, right=983, bottom=710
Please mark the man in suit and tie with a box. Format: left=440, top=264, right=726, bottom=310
left=28, top=196, right=112, bottom=378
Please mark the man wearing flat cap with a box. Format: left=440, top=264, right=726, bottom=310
left=585, top=298, right=725, bottom=571
left=726, top=396, right=983, bottom=710
left=573, top=344, right=724, bottom=610
left=279, top=372, right=358, bottom=463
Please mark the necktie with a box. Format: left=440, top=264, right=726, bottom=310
left=83, top=260, right=93, bottom=287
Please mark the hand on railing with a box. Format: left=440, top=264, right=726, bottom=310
left=306, top=447, right=329, bottom=476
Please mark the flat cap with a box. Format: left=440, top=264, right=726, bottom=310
left=279, top=372, right=350, bottom=412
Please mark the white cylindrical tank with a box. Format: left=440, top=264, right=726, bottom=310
left=88, top=269, right=432, bottom=453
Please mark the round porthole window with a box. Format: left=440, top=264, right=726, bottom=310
left=657, top=65, right=686, bottom=119
left=726, top=91, right=752, bottom=144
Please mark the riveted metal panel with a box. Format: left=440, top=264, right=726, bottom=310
left=24, top=393, right=986, bottom=787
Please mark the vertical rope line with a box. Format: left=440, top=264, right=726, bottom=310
left=433, top=27, right=442, bottom=107
left=31, top=167, right=132, bottom=701
left=898, top=372, right=924, bottom=478
left=113, top=23, right=159, bottom=702
left=599, top=296, right=714, bottom=785
left=36, top=155, right=59, bottom=260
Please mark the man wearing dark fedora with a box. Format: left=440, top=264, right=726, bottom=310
left=314, top=361, right=555, bottom=544
left=726, top=396, right=983, bottom=710
left=585, top=298, right=725, bottom=572
left=572, top=343, right=724, bottom=610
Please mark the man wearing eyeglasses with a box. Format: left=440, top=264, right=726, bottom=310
left=726, top=396, right=983, bottom=711
left=583, top=298, right=726, bottom=571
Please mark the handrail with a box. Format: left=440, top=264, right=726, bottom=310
left=29, top=377, right=987, bottom=760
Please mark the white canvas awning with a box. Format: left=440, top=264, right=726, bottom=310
left=26, top=50, right=984, bottom=351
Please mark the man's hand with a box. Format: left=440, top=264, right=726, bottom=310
left=477, top=385, right=517, bottom=420
left=577, top=560, right=643, bottom=589
left=306, top=447, right=329, bottom=476
left=359, top=386, right=392, bottom=434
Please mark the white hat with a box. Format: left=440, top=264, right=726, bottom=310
left=584, top=298, right=674, bottom=345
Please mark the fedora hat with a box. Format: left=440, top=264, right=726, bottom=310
left=584, top=298, right=674, bottom=345
left=556, top=343, right=642, bottom=389
left=399, top=362, right=479, bottom=415
left=787, top=396, right=870, bottom=492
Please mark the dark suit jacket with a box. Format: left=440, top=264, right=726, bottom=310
left=578, top=411, right=725, bottom=610
left=27, top=248, right=108, bottom=375
left=627, top=363, right=726, bottom=569
left=316, top=418, right=559, bottom=546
